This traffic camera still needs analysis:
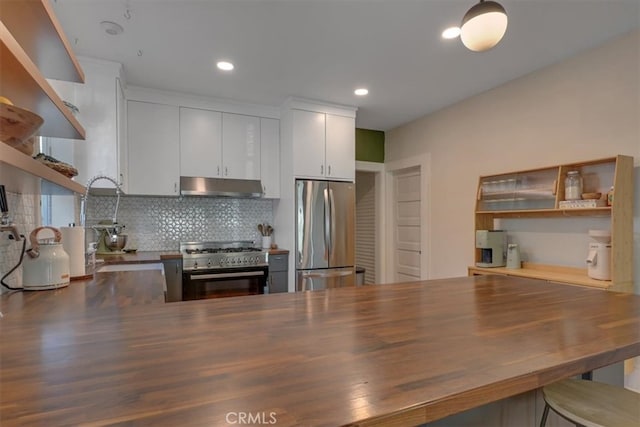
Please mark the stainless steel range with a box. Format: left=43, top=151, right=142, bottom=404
left=180, top=241, right=268, bottom=301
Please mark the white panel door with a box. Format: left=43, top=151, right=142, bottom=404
left=180, top=107, right=222, bottom=178
left=394, top=167, right=421, bottom=281
left=292, top=109, right=325, bottom=178
left=222, top=113, right=260, bottom=180
left=325, top=114, right=355, bottom=181
left=260, top=118, right=280, bottom=198
left=127, top=101, right=180, bottom=196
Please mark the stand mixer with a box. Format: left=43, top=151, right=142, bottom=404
left=80, top=175, right=127, bottom=256
left=93, top=222, right=127, bottom=255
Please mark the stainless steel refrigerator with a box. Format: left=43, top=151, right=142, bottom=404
left=296, top=180, right=355, bottom=291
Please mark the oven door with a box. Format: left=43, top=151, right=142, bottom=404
left=182, top=266, right=268, bottom=300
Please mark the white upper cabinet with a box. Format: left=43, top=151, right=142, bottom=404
left=47, top=57, right=126, bottom=190
left=180, top=107, right=222, bottom=178
left=222, top=113, right=261, bottom=180
left=260, top=118, right=280, bottom=198
left=291, top=109, right=355, bottom=180
left=325, top=114, right=355, bottom=181
left=127, top=101, right=180, bottom=196
left=292, top=110, right=326, bottom=178
left=179, top=109, right=261, bottom=181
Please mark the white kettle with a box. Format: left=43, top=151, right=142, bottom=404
left=23, top=226, right=70, bottom=290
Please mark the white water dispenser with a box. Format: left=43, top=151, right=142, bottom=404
left=586, top=230, right=611, bottom=281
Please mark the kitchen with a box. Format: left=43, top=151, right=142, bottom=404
left=1, top=1, right=640, bottom=426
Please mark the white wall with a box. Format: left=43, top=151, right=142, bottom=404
left=385, top=30, right=640, bottom=287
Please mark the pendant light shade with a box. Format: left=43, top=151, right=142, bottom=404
left=460, top=0, right=508, bottom=52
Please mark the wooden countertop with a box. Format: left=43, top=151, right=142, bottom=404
left=96, top=250, right=182, bottom=264
left=268, top=248, right=289, bottom=255
left=1, top=275, right=640, bottom=426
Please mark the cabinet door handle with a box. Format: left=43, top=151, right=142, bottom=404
left=320, top=165, right=324, bottom=175
left=225, top=167, right=228, bottom=176
left=328, top=165, right=331, bottom=176
left=217, top=166, right=220, bottom=176
left=174, top=182, right=178, bottom=193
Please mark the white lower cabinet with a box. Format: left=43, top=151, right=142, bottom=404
left=260, top=118, right=280, bottom=198
left=127, top=101, right=180, bottom=196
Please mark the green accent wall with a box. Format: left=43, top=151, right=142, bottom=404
left=355, top=128, right=384, bottom=163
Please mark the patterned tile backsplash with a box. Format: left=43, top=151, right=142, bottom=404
left=0, top=191, right=38, bottom=292
left=87, top=196, right=274, bottom=251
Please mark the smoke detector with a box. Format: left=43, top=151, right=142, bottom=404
left=100, top=21, right=124, bottom=36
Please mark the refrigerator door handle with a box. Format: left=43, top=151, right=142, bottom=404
left=300, top=269, right=353, bottom=278
left=329, top=187, right=336, bottom=262
left=324, top=187, right=331, bottom=259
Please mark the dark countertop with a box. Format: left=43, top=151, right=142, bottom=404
left=95, top=249, right=288, bottom=263
left=1, top=275, right=639, bottom=426
left=96, top=250, right=182, bottom=264
left=268, top=248, right=289, bottom=255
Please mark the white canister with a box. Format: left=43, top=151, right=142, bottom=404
left=506, top=243, right=521, bottom=269
left=262, top=235, right=272, bottom=249
left=60, top=226, right=85, bottom=278
left=22, top=226, right=70, bottom=290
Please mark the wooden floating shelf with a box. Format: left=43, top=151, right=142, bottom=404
left=476, top=207, right=612, bottom=218
left=0, top=144, right=85, bottom=194
left=0, top=21, right=85, bottom=140
left=0, top=0, right=84, bottom=83
left=468, top=263, right=612, bottom=290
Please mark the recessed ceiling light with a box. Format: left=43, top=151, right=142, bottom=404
left=217, top=61, right=234, bottom=71
left=100, top=21, right=124, bottom=36
left=354, top=88, right=369, bottom=96
left=442, top=26, right=461, bottom=39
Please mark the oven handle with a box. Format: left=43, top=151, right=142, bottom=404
left=188, top=271, right=266, bottom=281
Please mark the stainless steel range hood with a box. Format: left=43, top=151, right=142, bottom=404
left=180, top=176, right=263, bottom=198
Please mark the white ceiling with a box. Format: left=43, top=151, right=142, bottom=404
left=52, top=0, right=639, bottom=131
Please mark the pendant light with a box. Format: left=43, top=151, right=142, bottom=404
left=460, top=0, right=508, bottom=52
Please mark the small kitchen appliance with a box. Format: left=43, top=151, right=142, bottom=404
left=506, top=243, right=521, bottom=269
left=180, top=241, right=268, bottom=301
left=23, top=226, right=70, bottom=290
left=586, top=230, right=611, bottom=281
left=476, top=230, right=506, bottom=267
left=92, top=222, right=127, bottom=255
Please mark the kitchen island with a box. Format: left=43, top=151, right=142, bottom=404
left=1, top=274, right=639, bottom=426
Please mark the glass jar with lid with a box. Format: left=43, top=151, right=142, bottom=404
left=565, top=170, right=583, bottom=200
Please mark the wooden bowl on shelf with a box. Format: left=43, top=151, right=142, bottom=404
left=0, top=103, right=44, bottom=156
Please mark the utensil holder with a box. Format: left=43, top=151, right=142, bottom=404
left=262, top=236, right=272, bottom=249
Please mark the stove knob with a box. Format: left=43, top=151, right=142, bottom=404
left=193, top=261, right=198, bottom=269
left=231, top=259, right=236, bottom=264
left=207, top=259, right=212, bottom=267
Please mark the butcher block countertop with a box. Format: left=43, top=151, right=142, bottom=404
left=95, top=250, right=182, bottom=264
left=1, top=275, right=640, bottom=426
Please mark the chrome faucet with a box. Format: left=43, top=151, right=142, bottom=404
left=80, top=175, right=123, bottom=227
left=0, top=221, right=21, bottom=241
left=0, top=184, right=21, bottom=241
